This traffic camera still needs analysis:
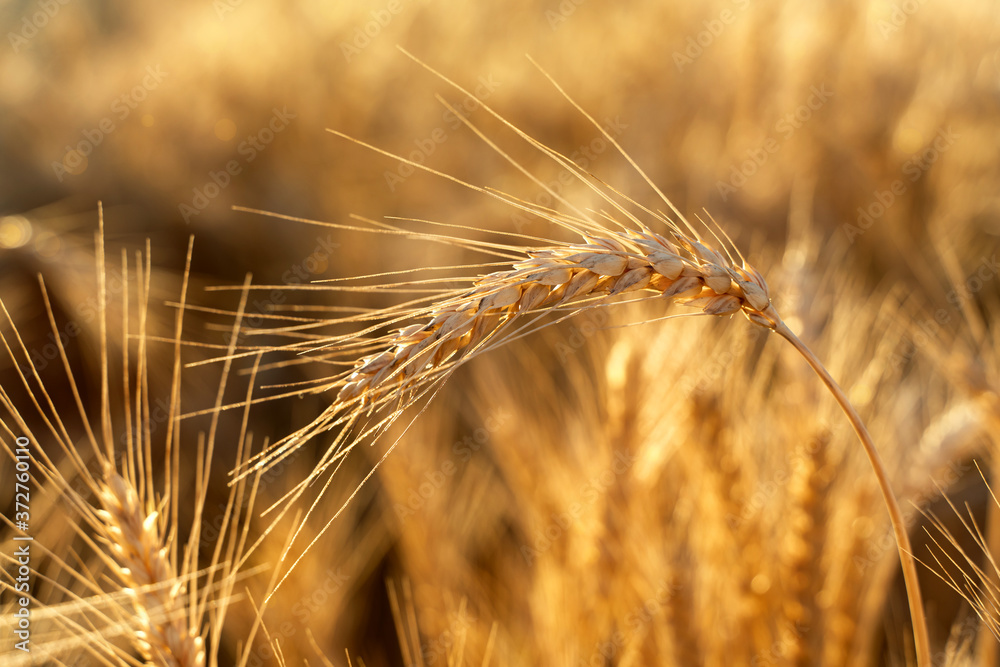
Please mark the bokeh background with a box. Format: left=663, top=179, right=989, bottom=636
left=3, top=0, right=1000, bottom=665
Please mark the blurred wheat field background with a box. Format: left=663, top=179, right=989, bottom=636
left=2, top=0, right=1000, bottom=665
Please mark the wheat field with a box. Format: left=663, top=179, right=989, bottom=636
left=2, top=0, right=1000, bottom=665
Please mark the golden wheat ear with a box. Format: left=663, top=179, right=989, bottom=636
left=218, top=52, right=930, bottom=663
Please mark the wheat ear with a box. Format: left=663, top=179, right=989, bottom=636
left=313, top=237, right=929, bottom=666
left=96, top=469, right=206, bottom=667
left=335, top=228, right=773, bottom=405
left=0, top=207, right=266, bottom=666
left=226, top=52, right=931, bottom=664
left=321, top=233, right=931, bottom=666
left=781, top=431, right=831, bottom=665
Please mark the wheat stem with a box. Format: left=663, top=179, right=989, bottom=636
left=771, top=318, right=931, bottom=667
left=239, top=56, right=938, bottom=662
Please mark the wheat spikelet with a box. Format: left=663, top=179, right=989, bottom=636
left=95, top=468, right=205, bottom=667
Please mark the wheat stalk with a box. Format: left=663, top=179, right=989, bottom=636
left=0, top=207, right=268, bottom=666
left=771, top=300, right=930, bottom=666
left=225, top=50, right=931, bottom=665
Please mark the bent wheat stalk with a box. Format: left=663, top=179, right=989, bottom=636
left=771, top=321, right=929, bottom=667
left=232, top=51, right=930, bottom=665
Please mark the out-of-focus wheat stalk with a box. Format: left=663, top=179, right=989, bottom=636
left=0, top=207, right=267, bottom=666
left=910, top=247, right=1000, bottom=666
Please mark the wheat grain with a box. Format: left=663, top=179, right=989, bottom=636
left=335, top=227, right=775, bottom=408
